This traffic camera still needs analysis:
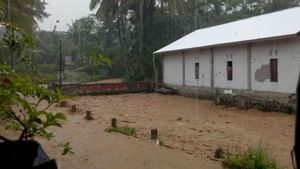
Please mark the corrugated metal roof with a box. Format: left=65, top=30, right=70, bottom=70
left=154, top=7, right=300, bottom=54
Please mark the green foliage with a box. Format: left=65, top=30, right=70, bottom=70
left=59, top=142, right=74, bottom=155
left=0, top=0, right=49, bottom=33
left=105, top=126, right=137, bottom=136
left=0, top=21, right=35, bottom=65
left=30, top=17, right=114, bottom=84
left=2, top=24, right=34, bottom=52
left=63, top=51, right=112, bottom=83
left=0, top=8, right=73, bottom=154
left=224, top=147, right=280, bottom=169
left=67, top=16, right=102, bottom=62
left=124, top=63, right=145, bottom=82
left=89, top=52, right=112, bottom=75
left=0, top=64, right=66, bottom=140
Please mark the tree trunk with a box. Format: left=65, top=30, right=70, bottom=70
left=120, top=15, right=130, bottom=73
left=139, top=0, right=145, bottom=74
left=116, top=1, right=124, bottom=52
left=116, top=0, right=130, bottom=73
left=117, top=17, right=123, bottom=50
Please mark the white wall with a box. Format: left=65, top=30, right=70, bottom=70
left=162, top=37, right=300, bottom=94
left=251, top=37, right=300, bottom=93
left=185, top=49, right=212, bottom=87
left=163, top=53, right=183, bottom=85
left=214, top=44, right=248, bottom=90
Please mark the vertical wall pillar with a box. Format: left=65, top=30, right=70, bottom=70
left=247, top=43, right=252, bottom=90
left=211, top=48, right=215, bottom=88
left=161, top=54, right=165, bottom=85
left=182, top=51, right=186, bottom=86
left=153, top=54, right=158, bottom=87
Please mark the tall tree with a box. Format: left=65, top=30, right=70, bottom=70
left=90, top=0, right=130, bottom=66
left=1, top=0, right=49, bottom=33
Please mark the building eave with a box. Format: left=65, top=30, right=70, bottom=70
left=154, top=34, right=298, bottom=55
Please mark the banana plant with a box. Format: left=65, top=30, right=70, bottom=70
left=89, top=52, right=112, bottom=76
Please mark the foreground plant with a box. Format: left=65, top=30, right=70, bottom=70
left=0, top=20, right=74, bottom=164
left=0, top=64, right=66, bottom=141
left=224, top=147, right=280, bottom=169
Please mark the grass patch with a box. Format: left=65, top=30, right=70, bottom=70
left=105, top=126, right=137, bottom=136
left=224, top=147, right=280, bottom=169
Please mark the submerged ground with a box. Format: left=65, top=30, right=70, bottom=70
left=1, top=93, right=295, bottom=169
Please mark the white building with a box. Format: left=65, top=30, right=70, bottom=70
left=154, top=7, right=300, bottom=105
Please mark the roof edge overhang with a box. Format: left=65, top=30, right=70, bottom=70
left=154, top=33, right=299, bottom=55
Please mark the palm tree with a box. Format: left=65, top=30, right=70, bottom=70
left=89, top=0, right=184, bottom=79
left=90, top=0, right=133, bottom=71
left=1, top=0, right=49, bottom=33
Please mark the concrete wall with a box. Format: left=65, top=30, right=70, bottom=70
left=184, top=49, right=212, bottom=87
left=163, top=52, right=183, bottom=85
left=162, top=37, right=300, bottom=95
left=214, top=44, right=248, bottom=90
left=251, top=37, right=300, bottom=93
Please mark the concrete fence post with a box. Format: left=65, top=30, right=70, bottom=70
left=71, top=105, right=77, bottom=113
left=111, top=118, right=117, bottom=128
left=151, top=129, right=158, bottom=140
left=85, top=111, right=94, bottom=120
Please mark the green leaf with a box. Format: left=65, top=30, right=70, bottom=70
left=100, top=55, right=112, bottom=68
left=89, top=52, right=113, bottom=71
left=55, top=113, right=66, bottom=121
left=58, top=142, right=74, bottom=155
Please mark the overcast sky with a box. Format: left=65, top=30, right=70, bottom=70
left=39, top=0, right=96, bottom=31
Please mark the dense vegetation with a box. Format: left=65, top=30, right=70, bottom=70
left=224, top=147, right=280, bottom=169
left=1, top=0, right=300, bottom=83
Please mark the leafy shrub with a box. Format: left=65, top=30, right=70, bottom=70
left=0, top=21, right=72, bottom=155
left=0, top=64, right=66, bottom=141
left=224, top=147, right=280, bottom=169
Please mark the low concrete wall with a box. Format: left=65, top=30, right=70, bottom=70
left=54, top=81, right=155, bottom=96
left=164, top=84, right=296, bottom=113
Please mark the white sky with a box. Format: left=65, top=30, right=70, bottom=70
left=38, top=0, right=96, bottom=31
